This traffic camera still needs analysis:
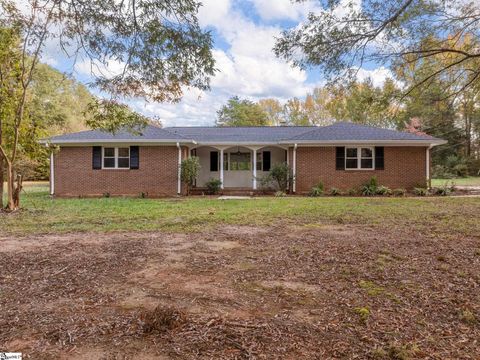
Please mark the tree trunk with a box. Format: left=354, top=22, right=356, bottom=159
left=0, top=158, right=3, bottom=209
left=5, top=161, right=21, bottom=211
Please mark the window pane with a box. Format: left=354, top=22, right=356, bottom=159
left=104, top=148, right=114, bottom=157
left=361, top=159, right=373, bottom=169
left=256, top=162, right=262, bottom=171
left=346, top=148, right=357, bottom=158
left=361, top=148, right=372, bottom=158
left=104, top=158, right=115, bottom=168
left=230, top=152, right=251, bottom=171
left=118, top=158, right=130, bottom=168
left=223, top=153, right=228, bottom=170
left=346, top=159, right=358, bottom=169
left=118, top=147, right=129, bottom=157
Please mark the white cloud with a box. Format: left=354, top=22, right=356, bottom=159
left=355, top=67, right=394, bottom=87
left=249, top=0, right=321, bottom=21
left=75, top=58, right=126, bottom=78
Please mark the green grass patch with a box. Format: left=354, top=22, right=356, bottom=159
left=432, top=177, right=480, bottom=186
left=1, top=182, right=480, bottom=236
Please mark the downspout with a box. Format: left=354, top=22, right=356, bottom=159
left=292, top=144, right=297, bottom=193
left=177, top=142, right=181, bottom=195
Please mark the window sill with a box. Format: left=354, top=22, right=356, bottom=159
left=100, top=168, right=132, bottom=171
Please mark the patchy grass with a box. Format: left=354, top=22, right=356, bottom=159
left=2, top=182, right=480, bottom=237
left=432, top=177, right=480, bottom=186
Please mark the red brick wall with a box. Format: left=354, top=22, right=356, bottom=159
left=54, top=146, right=185, bottom=197
left=295, top=146, right=427, bottom=192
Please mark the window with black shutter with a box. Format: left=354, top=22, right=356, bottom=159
left=130, top=146, right=139, bottom=169
left=92, top=146, right=102, bottom=169
left=375, top=146, right=384, bottom=170
left=210, top=151, right=219, bottom=171
left=336, top=147, right=345, bottom=170
left=262, top=151, right=271, bottom=171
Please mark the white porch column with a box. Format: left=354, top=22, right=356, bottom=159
left=220, top=148, right=224, bottom=189
left=252, top=148, right=257, bottom=190
left=286, top=148, right=290, bottom=191
left=177, top=142, right=181, bottom=194
left=426, top=145, right=431, bottom=188
left=292, top=144, right=297, bottom=193
left=50, top=151, right=54, bottom=196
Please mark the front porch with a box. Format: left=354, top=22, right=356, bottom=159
left=191, top=145, right=289, bottom=191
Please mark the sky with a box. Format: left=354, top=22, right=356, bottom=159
left=44, top=0, right=393, bottom=127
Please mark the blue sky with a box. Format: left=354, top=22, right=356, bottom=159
left=44, top=0, right=392, bottom=127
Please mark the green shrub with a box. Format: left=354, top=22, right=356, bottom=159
left=181, top=156, right=201, bottom=195
left=432, top=184, right=451, bottom=196
left=393, top=188, right=406, bottom=197
left=361, top=176, right=378, bottom=196
left=413, top=187, right=429, bottom=196
left=309, top=182, right=324, bottom=197
left=260, top=163, right=292, bottom=192
left=347, top=188, right=358, bottom=196
left=329, top=187, right=342, bottom=196
left=376, top=185, right=392, bottom=196
left=274, top=191, right=287, bottom=197
left=453, top=163, right=468, bottom=177
left=205, top=178, right=222, bottom=195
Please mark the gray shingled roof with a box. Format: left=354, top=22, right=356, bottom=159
left=284, top=122, right=438, bottom=142
left=44, top=122, right=444, bottom=144
left=46, top=125, right=186, bottom=142
left=166, top=126, right=315, bottom=142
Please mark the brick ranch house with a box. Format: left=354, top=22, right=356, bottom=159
left=42, top=122, right=446, bottom=197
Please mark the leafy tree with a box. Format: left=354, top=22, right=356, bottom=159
left=283, top=97, right=309, bottom=125
left=258, top=98, right=284, bottom=125
left=0, top=0, right=215, bottom=211
left=274, top=0, right=480, bottom=97
left=325, top=78, right=400, bottom=128
left=181, top=156, right=200, bottom=195
left=216, top=96, right=269, bottom=126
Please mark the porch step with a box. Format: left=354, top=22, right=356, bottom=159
left=190, top=187, right=271, bottom=196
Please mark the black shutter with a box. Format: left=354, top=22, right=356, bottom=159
left=92, top=146, right=102, bottom=170
left=210, top=151, right=219, bottom=171
left=336, top=147, right=345, bottom=170
left=375, top=146, right=384, bottom=170
left=262, top=151, right=271, bottom=171
left=130, top=146, right=139, bottom=169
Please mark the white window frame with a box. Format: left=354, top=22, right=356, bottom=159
left=102, top=147, right=130, bottom=169
left=345, top=146, right=375, bottom=170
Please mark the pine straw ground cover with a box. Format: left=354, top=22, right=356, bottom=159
left=0, top=185, right=479, bottom=359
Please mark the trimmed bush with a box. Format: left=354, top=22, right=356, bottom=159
left=259, top=163, right=292, bottom=192
left=361, top=176, right=378, bottom=196
left=376, top=185, right=392, bottom=196
left=347, top=188, right=358, bottom=196
left=432, top=184, right=451, bottom=196
left=329, top=187, right=342, bottom=196
left=309, top=182, right=324, bottom=197
left=413, top=187, right=429, bottom=196
left=393, top=188, right=406, bottom=197
left=205, top=178, right=222, bottom=195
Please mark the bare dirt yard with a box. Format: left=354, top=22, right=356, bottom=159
left=1, top=222, right=479, bottom=359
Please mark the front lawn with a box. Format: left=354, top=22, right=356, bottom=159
left=1, top=183, right=479, bottom=359
left=1, top=182, right=480, bottom=237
